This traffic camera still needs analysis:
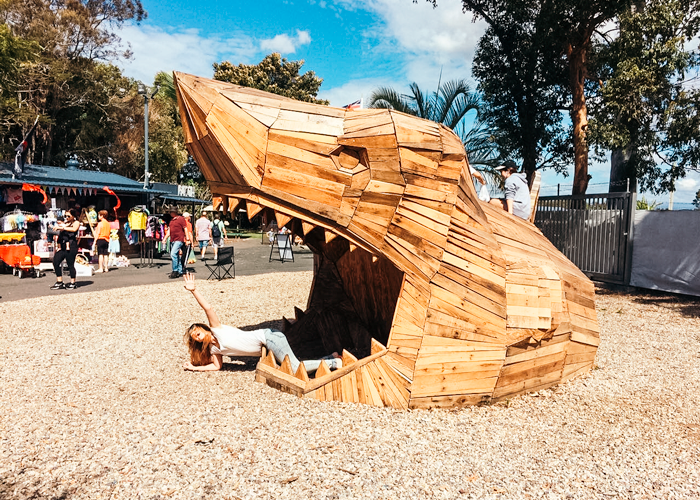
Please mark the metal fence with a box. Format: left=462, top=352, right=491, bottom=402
left=534, top=192, right=635, bottom=284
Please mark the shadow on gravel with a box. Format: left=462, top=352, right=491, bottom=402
left=221, top=357, right=258, bottom=371
left=632, top=293, right=700, bottom=319
left=0, top=474, right=71, bottom=500
left=596, top=286, right=700, bottom=319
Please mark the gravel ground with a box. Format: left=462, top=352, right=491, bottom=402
left=1, top=273, right=699, bottom=500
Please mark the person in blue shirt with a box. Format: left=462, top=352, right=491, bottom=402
left=490, top=160, right=531, bottom=220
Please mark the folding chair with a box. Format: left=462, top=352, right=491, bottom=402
left=205, top=246, right=235, bottom=280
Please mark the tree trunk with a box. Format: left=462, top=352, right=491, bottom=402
left=569, top=43, right=590, bottom=195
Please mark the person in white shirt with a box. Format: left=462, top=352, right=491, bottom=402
left=181, top=273, right=342, bottom=373
left=195, top=213, right=212, bottom=259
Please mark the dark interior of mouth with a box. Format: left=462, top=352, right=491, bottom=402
left=276, top=215, right=405, bottom=361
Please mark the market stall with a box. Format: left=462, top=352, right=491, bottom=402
left=1, top=160, right=209, bottom=276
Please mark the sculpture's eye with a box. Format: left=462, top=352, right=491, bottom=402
left=331, top=145, right=369, bottom=173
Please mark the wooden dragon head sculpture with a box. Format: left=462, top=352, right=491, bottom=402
left=174, top=72, right=600, bottom=409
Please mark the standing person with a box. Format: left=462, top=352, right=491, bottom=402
left=165, top=208, right=189, bottom=279
left=94, top=210, right=110, bottom=273
left=489, top=160, right=531, bottom=220
left=210, top=213, right=227, bottom=260
left=107, top=214, right=120, bottom=267
left=50, top=208, right=80, bottom=290
left=181, top=211, right=195, bottom=272
left=195, top=212, right=212, bottom=260
left=181, top=273, right=342, bottom=372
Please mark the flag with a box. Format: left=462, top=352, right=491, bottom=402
left=14, top=116, right=39, bottom=176
left=343, top=99, right=362, bottom=110
left=22, top=183, right=48, bottom=204
left=103, top=186, right=121, bottom=213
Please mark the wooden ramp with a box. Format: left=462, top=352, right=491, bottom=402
left=175, top=72, right=600, bottom=409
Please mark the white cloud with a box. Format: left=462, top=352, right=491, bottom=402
left=338, top=0, right=486, bottom=86
left=319, top=77, right=400, bottom=107
left=677, top=176, right=699, bottom=191
left=115, top=24, right=258, bottom=83
left=260, top=30, right=312, bottom=54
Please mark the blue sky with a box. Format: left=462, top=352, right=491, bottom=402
left=115, top=0, right=699, bottom=204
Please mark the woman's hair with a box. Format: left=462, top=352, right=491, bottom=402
left=98, top=209, right=108, bottom=218
left=184, top=323, right=215, bottom=366
left=68, top=208, right=80, bottom=219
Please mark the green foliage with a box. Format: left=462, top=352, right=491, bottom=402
left=589, top=0, right=700, bottom=195
left=470, top=8, right=572, bottom=179
left=636, top=195, right=661, bottom=210
left=0, top=0, right=147, bottom=172
left=213, top=53, right=329, bottom=104
left=693, top=189, right=700, bottom=209
left=0, top=24, right=40, bottom=157
left=368, top=79, right=499, bottom=169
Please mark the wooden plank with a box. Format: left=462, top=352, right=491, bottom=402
left=355, top=365, right=368, bottom=405
left=272, top=109, right=345, bottom=136
left=491, top=364, right=564, bottom=401
left=295, top=362, right=310, bottom=382
left=262, top=166, right=344, bottom=209
left=384, top=351, right=415, bottom=381
left=267, top=140, right=341, bottom=174
left=255, top=364, right=306, bottom=393
left=275, top=211, right=293, bottom=230
left=246, top=200, right=263, bottom=219
left=429, top=284, right=506, bottom=333
left=280, top=355, right=294, bottom=376
left=339, top=134, right=398, bottom=149
left=360, top=365, right=385, bottom=407
left=368, top=359, right=407, bottom=409
left=410, top=371, right=500, bottom=398
left=562, top=361, right=593, bottom=381
left=570, top=329, right=601, bottom=347
left=409, top=394, right=491, bottom=409
left=205, top=113, right=262, bottom=187
left=340, top=372, right=358, bottom=403
left=235, top=101, right=280, bottom=127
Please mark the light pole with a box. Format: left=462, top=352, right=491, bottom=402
left=137, top=82, right=160, bottom=189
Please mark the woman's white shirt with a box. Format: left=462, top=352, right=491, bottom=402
left=210, top=325, right=267, bottom=357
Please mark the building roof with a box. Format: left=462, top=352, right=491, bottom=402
left=157, top=194, right=210, bottom=204
left=0, top=162, right=150, bottom=194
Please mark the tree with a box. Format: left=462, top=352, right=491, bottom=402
left=138, top=72, right=188, bottom=183
left=589, top=0, right=700, bottom=195
left=213, top=53, right=329, bottom=104
left=0, top=24, right=40, bottom=158
left=368, top=79, right=499, bottom=168
left=427, top=0, right=631, bottom=193
left=0, top=0, right=146, bottom=169
left=693, top=189, right=700, bottom=209
left=470, top=7, right=572, bottom=181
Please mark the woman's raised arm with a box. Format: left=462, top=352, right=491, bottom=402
left=183, top=273, right=221, bottom=328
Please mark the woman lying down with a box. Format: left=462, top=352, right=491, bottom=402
left=182, top=273, right=342, bottom=373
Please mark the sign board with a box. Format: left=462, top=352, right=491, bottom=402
left=276, top=234, right=294, bottom=261
left=177, top=185, right=195, bottom=198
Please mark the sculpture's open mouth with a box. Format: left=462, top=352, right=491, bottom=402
left=238, top=202, right=405, bottom=361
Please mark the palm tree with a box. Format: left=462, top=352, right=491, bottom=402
left=368, top=79, right=499, bottom=173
